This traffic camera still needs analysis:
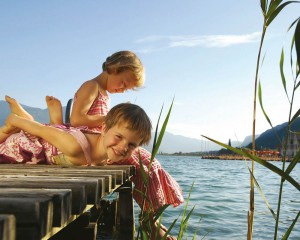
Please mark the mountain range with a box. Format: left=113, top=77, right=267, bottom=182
left=0, top=100, right=298, bottom=153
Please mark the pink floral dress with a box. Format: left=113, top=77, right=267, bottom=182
left=0, top=125, right=91, bottom=166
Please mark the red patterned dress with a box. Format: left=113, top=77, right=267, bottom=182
left=116, top=147, right=184, bottom=211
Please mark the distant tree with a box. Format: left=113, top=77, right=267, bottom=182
left=228, top=138, right=232, bottom=147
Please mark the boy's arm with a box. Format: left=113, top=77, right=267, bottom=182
left=7, top=114, right=83, bottom=159
left=70, top=81, right=105, bottom=127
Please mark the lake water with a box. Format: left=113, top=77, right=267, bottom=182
left=151, top=155, right=300, bottom=240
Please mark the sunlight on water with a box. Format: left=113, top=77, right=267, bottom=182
left=153, top=156, right=300, bottom=240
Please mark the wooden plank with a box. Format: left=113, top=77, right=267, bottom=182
left=0, top=197, right=53, bottom=239
left=0, top=176, right=102, bottom=204
left=0, top=214, right=16, bottom=240
left=0, top=188, right=72, bottom=227
left=0, top=164, right=126, bottom=185
left=0, top=173, right=110, bottom=196
left=0, top=181, right=86, bottom=215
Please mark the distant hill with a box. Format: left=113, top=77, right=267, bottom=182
left=246, top=118, right=300, bottom=149
left=144, top=131, right=223, bottom=153
left=0, top=100, right=66, bottom=126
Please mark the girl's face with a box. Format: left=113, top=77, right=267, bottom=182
left=101, top=123, right=142, bottom=163
left=106, top=71, right=137, bottom=93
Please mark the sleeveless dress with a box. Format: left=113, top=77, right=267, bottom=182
left=75, top=90, right=184, bottom=211
left=73, top=90, right=110, bottom=133
left=0, top=125, right=91, bottom=166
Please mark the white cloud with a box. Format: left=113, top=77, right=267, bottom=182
left=135, top=32, right=262, bottom=52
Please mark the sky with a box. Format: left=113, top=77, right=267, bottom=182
left=1, top=1, right=300, bottom=145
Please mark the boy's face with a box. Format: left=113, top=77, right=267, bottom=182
left=106, top=71, right=136, bottom=94
left=102, top=122, right=142, bottom=163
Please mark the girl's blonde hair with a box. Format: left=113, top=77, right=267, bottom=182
left=105, top=103, right=152, bottom=145
left=102, top=51, right=145, bottom=89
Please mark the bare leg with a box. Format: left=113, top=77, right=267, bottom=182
left=46, top=96, right=64, bottom=125
left=5, top=95, right=34, bottom=120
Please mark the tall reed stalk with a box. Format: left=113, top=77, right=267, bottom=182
left=250, top=1, right=299, bottom=239
left=136, top=100, right=198, bottom=239
left=203, top=1, right=299, bottom=239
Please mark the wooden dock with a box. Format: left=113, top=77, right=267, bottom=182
left=0, top=164, right=136, bottom=240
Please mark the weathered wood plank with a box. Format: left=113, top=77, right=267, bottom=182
left=0, top=176, right=101, bottom=204
left=0, top=214, right=16, bottom=240
left=0, top=173, right=110, bottom=196
left=0, top=197, right=53, bottom=239
left=0, top=181, right=86, bottom=214
left=0, top=188, right=72, bottom=227
left=0, top=164, right=127, bottom=184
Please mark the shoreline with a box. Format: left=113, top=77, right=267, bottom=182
left=201, top=154, right=283, bottom=161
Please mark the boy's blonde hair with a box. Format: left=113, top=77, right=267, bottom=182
left=104, top=103, right=152, bottom=145
left=102, top=51, right=145, bottom=89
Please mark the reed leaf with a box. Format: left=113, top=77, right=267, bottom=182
left=260, top=0, right=268, bottom=14
left=201, top=135, right=300, bottom=191
left=280, top=49, right=289, bottom=99
left=138, top=149, right=148, bottom=186
left=281, top=211, right=300, bottom=240
left=290, top=108, right=300, bottom=124
left=266, top=1, right=298, bottom=26
left=295, top=18, right=300, bottom=71
left=151, top=98, right=174, bottom=160
left=284, top=148, right=300, bottom=175
left=153, top=205, right=170, bottom=222
left=178, top=182, right=195, bottom=239
left=266, top=0, right=283, bottom=19
left=151, top=105, right=164, bottom=159
left=258, top=81, right=273, bottom=128
left=247, top=165, right=277, bottom=220
left=161, top=218, right=178, bottom=240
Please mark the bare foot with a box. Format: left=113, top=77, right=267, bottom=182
left=5, top=95, right=34, bottom=121
left=46, top=96, right=64, bottom=125
left=2, top=114, right=20, bottom=135
left=2, top=124, right=19, bottom=135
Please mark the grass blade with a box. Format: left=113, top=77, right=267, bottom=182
left=267, top=1, right=299, bottom=26
left=260, top=0, right=268, bottom=14
left=247, top=165, right=277, bottom=220
left=258, top=81, right=273, bottom=128
left=285, top=149, right=300, bottom=175
left=295, top=18, right=300, bottom=71
left=280, top=49, right=289, bottom=100
left=281, top=211, right=300, bottom=240
left=151, top=98, right=174, bottom=159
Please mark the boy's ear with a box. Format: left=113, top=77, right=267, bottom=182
left=102, top=122, right=107, bottom=132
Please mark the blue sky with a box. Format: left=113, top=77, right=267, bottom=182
left=1, top=1, right=300, bottom=144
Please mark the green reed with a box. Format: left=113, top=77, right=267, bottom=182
left=203, top=1, right=300, bottom=239
left=136, top=99, right=199, bottom=239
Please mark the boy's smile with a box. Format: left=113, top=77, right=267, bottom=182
left=102, top=123, right=142, bottom=163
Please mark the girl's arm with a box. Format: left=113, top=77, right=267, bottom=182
left=70, top=80, right=106, bottom=128
left=6, top=114, right=85, bottom=163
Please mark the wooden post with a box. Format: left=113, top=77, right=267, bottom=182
left=115, top=181, right=134, bottom=240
